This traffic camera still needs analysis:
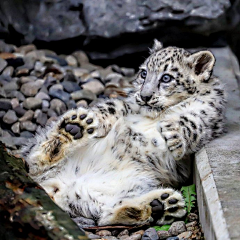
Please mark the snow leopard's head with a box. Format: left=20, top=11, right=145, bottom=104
left=134, top=40, right=215, bottom=116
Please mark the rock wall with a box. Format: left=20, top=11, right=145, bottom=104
left=0, top=0, right=232, bottom=42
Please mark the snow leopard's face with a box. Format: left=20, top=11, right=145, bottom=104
left=134, top=41, right=215, bottom=116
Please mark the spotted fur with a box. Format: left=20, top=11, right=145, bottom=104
left=21, top=41, right=226, bottom=226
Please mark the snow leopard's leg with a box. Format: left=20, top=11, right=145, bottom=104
left=22, top=98, right=139, bottom=176
left=158, top=97, right=226, bottom=160
left=98, top=188, right=186, bottom=226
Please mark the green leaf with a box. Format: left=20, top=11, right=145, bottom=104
left=152, top=225, right=171, bottom=231
left=181, top=184, right=197, bottom=214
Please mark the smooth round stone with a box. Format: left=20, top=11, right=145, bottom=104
left=105, top=73, right=122, bottom=87
left=3, top=110, right=18, bottom=124
left=96, top=230, right=112, bottom=237
left=15, top=68, right=29, bottom=77
left=42, top=99, right=50, bottom=109
left=21, top=81, right=42, bottom=97
left=177, top=231, right=192, bottom=239
left=103, top=237, right=118, bottom=240
left=11, top=122, right=20, bottom=134
left=81, top=79, right=105, bottom=95
left=166, top=237, right=179, bottom=240
left=20, top=131, right=34, bottom=138
left=0, top=88, right=6, bottom=98
left=0, top=99, right=12, bottom=111
left=50, top=99, right=66, bottom=116
left=121, top=67, right=135, bottom=77
left=76, top=100, right=88, bottom=108
left=87, top=233, right=101, bottom=239
left=71, top=89, right=96, bottom=101
left=131, top=230, right=145, bottom=236
left=187, top=213, right=198, bottom=222
left=0, top=111, right=5, bottom=118
left=2, top=66, right=14, bottom=76
left=157, top=230, right=171, bottom=239
left=47, top=108, right=58, bottom=118
left=44, top=76, right=58, bottom=89
left=117, top=229, right=129, bottom=237
left=67, top=100, right=77, bottom=109
left=142, top=228, right=159, bottom=240
left=20, top=121, right=37, bottom=132
left=125, top=234, right=142, bottom=240
left=111, top=64, right=122, bottom=74
left=73, top=68, right=89, bottom=78
left=13, top=106, right=26, bottom=117
left=73, top=51, right=89, bottom=65
left=45, top=54, right=68, bottom=66
left=34, top=61, right=46, bottom=73
left=0, top=58, right=7, bottom=72
left=3, top=81, right=19, bottom=92
left=19, top=110, right=34, bottom=122
left=6, top=90, right=25, bottom=102
left=36, top=112, right=48, bottom=126
left=49, top=86, right=70, bottom=103
left=66, top=55, right=78, bottom=67
left=62, top=80, right=80, bottom=93
left=49, top=84, right=63, bottom=91
left=186, top=221, right=197, bottom=229
left=168, top=221, right=186, bottom=236
left=23, top=97, right=42, bottom=110
left=35, top=91, right=50, bottom=101
left=11, top=98, right=19, bottom=109
left=19, top=76, right=35, bottom=84
left=16, top=44, right=36, bottom=54
left=34, top=109, right=42, bottom=119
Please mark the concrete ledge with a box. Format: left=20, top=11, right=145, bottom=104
left=194, top=47, right=240, bottom=240
left=194, top=149, right=230, bottom=240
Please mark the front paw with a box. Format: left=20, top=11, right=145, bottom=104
left=159, top=121, right=186, bottom=160
left=59, top=108, right=98, bottom=140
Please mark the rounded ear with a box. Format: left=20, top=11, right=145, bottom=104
left=150, top=39, right=163, bottom=54
left=188, top=50, right=215, bottom=81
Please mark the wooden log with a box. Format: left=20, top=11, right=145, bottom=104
left=0, top=143, right=88, bottom=240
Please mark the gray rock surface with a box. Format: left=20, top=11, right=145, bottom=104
left=23, top=97, right=42, bottom=110
left=168, top=221, right=186, bottom=236
left=0, top=58, right=7, bottom=72
left=3, top=110, right=18, bottom=124
left=0, top=0, right=232, bottom=43
left=141, top=228, right=159, bottom=240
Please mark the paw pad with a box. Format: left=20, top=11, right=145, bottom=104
left=80, top=114, right=87, bottom=120
left=87, top=128, right=94, bottom=134
left=161, top=193, right=169, bottom=200
left=150, top=199, right=164, bottom=221
left=168, top=198, right=178, bottom=204
left=65, top=123, right=83, bottom=139
left=86, top=118, right=93, bottom=124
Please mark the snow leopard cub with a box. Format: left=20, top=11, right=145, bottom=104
left=22, top=40, right=226, bottom=226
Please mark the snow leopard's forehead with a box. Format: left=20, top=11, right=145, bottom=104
left=144, top=47, right=191, bottom=73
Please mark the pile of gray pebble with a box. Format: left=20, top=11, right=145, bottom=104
left=0, top=40, right=135, bottom=155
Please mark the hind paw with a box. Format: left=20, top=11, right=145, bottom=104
left=150, top=189, right=186, bottom=225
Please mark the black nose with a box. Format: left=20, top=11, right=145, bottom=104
left=140, top=94, right=152, bottom=103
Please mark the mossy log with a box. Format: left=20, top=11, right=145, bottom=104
left=0, top=143, right=88, bottom=240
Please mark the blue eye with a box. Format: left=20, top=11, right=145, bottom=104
left=161, top=74, right=172, bottom=83
left=140, top=70, right=147, bottom=79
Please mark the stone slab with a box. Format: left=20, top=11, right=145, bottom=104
left=194, top=47, right=240, bottom=240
